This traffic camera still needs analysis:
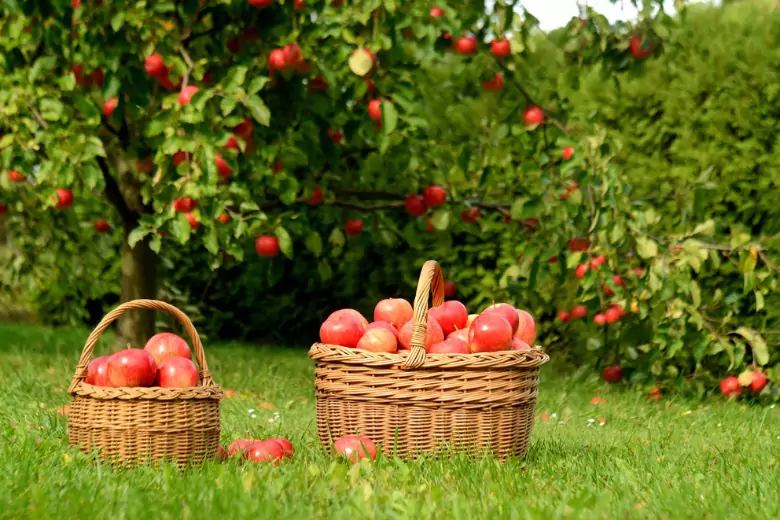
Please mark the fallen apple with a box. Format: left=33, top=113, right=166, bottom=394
left=333, top=435, right=377, bottom=462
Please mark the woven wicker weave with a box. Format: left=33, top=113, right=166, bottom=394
left=67, top=299, right=223, bottom=467
left=309, top=260, right=549, bottom=460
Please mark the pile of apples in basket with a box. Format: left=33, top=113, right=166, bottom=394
left=320, top=298, right=537, bottom=353
left=84, top=333, right=199, bottom=388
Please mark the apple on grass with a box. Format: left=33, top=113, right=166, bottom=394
left=267, top=438, right=294, bottom=459
left=85, top=355, right=112, bottom=386
left=469, top=314, right=513, bottom=352
left=243, top=440, right=285, bottom=464
left=106, top=349, right=157, bottom=387
left=229, top=439, right=262, bottom=457
left=356, top=327, right=397, bottom=353
left=156, top=357, right=199, bottom=388
left=333, top=435, right=377, bottom=462
left=373, top=298, right=413, bottom=329
left=398, top=318, right=444, bottom=350
left=144, top=332, right=191, bottom=365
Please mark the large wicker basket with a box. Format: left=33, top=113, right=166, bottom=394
left=67, top=299, right=223, bottom=467
left=309, top=260, right=549, bottom=460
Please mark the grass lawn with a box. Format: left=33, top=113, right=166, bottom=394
left=1, top=323, right=778, bottom=520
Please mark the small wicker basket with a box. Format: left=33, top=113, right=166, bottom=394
left=67, top=299, right=223, bottom=467
left=309, top=260, right=549, bottom=460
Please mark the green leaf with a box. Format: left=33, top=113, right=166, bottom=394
left=636, top=236, right=658, bottom=259
left=172, top=215, right=192, bottom=244
left=733, top=327, right=769, bottom=366
left=304, top=231, right=323, bottom=257
left=382, top=101, right=398, bottom=134
left=204, top=225, right=218, bottom=254
left=72, top=95, right=100, bottom=119
left=692, top=219, right=715, bottom=237
left=690, top=280, right=701, bottom=307
left=510, top=197, right=527, bottom=220
left=29, top=56, right=57, bottom=83
left=127, top=228, right=150, bottom=249
left=0, top=135, right=13, bottom=149
left=39, top=98, right=65, bottom=121
left=755, top=290, right=765, bottom=311
left=431, top=210, right=450, bottom=230
left=329, top=228, right=346, bottom=248
left=247, top=76, right=270, bottom=94
left=220, top=97, right=238, bottom=117
left=244, top=95, right=271, bottom=126
left=227, top=66, right=248, bottom=88
left=275, top=226, right=293, bottom=259
left=111, top=11, right=125, bottom=31
left=149, top=234, right=162, bottom=254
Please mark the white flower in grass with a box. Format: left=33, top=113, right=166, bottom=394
left=248, top=409, right=255, bottom=414
left=251, top=414, right=257, bottom=419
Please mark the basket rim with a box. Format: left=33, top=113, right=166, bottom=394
left=69, top=381, right=224, bottom=400
left=308, top=342, right=550, bottom=369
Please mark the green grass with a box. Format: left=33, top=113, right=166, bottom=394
left=1, top=323, right=778, bottom=520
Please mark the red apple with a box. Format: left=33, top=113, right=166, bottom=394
left=604, top=307, right=621, bottom=324
left=216, top=213, right=231, bottom=224
left=243, top=440, right=285, bottom=464
left=356, top=327, right=397, bottom=353
left=293, top=0, right=304, bottom=11
left=749, top=371, right=768, bottom=393
left=590, top=255, right=606, bottom=268
left=428, top=337, right=470, bottom=354
left=103, top=97, right=118, bottom=117
left=216, top=446, right=229, bottom=460
left=720, top=376, right=741, bottom=397
left=364, top=321, right=399, bottom=339
left=602, top=365, right=622, bottom=383
left=249, top=0, right=274, bottom=8
left=306, top=186, right=324, bottom=206
left=267, top=438, right=294, bottom=459
left=333, top=435, right=377, bottom=462
left=373, top=298, right=413, bottom=329
left=454, top=35, right=478, bottom=55
left=283, top=43, right=304, bottom=69
left=268, top=48, right=287, bottom=71
left=428, top=300, right=468, bottom=336
left=562, top=146, right=575, bottom=161
left=368, top=99, right=382, bottom=121
left=54, top=188, right=73, bottom=209
left=430, top=6, right=443, bottom=17
left=327, top=128, right=343, bottom=143
left=569, top=237, right=590, bottom=252
left=482, top=303, right=519, bottom=333
left=466, top=314, right=478, bottom=328
left=255, top=236, right=280, bottom=257
left=178, top=85, right=199, bottom=106
left=398, top=317, right=444, bottom=350
left=144, top=54, right=166, bottom=77
left=523, top=105, right=544, bottom=126
left=423, top=185, right=447, bottom=207
left=594, top=313, right=607, bottom=326
left=425, top=216, right=434, bottom=233
left=557, top=310, right=570, bottom=323
left=448, top=328, right=470, bottom=346
left=9, top=170, right=25, bottom=182
left=94, top=219, right=111, bottom=233
left=328, top=309, right=369, bottom=328
left=443, top=280, right=457, bottom=299
left=224, top=136, right=240, bottom=151
left=569, top=305, right=587, bottom=320
left=106, top=348, right=157, bottom=387
left=345, top=219, right=363, bottom=236
left=481, top=72, right=504, bottom=91
left=228, top=438, right=262, bottom=456
left=214, top=153, right=232, bottom=177
left=511, top=338, right=532, bottom=351
left=320, top=316, right=365, bottom=348
left=0, top=202, right=9, bottom=215
left=173, top=197, right=196, bottom=213
left=461, top=207, right=481, bottom=223
left=629, top=35, right=655, bottom=59
left=404, top=194, right=427, bottom=217
left=575, top=264, right=590, bottom=279
left=156, top=357, right=199, bottom=388
left=515, top=309, right=537, bottom=345
left=468, top=313, right=512, bottom=352
left=85, top=355, right=112, bottom=386
left=185, top=212, right=199, bottom=230
left=490, top=39, right=511, bottom=58
left=144, top=332, right=192, bottom=365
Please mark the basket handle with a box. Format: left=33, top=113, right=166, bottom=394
left=402, top=259, right=445, bottom=369
left=67, top=299, right=214, bottom=393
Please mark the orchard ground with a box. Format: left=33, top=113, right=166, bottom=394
left=1, top=323, right=778, bottom=519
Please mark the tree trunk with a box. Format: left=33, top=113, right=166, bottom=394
left=116, top=230, right=158, bottom=348
left=110, top=151, right=158, bottom=348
